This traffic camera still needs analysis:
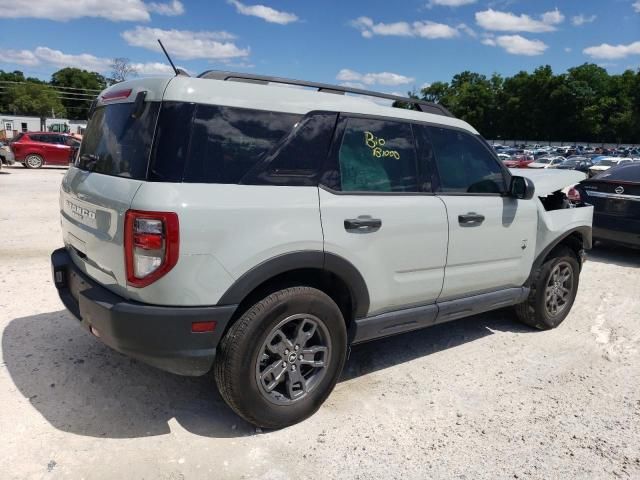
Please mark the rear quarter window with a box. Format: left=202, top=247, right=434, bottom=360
left=149, top=103, right=302, bottom=183
left=183, top=105, right=301, bottom=184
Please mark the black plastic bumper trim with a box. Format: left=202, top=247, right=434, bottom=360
left=51, top=248, right=237, bottom=376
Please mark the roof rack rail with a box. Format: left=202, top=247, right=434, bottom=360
left=197, top=70, right=454, bottom=118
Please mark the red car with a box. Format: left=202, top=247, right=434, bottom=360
left=10, top=132, right=80, bottom=169
left=503, top=155, right=534, bottom=169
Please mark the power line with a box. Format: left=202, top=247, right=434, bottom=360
left=0, top=80, right=102, bottom=93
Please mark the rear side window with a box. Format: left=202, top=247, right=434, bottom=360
left=332, top=117, right=418, bottom=193
left=183, top=105, right=301, bottom=184
left=427, top=127, right=506, bottom=194
left=77, top=102, right=160, bottom=179
left=244, top=112, right=337, bottom=186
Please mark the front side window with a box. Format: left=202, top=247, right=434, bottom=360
left=334, top=117, right=418, bottom=193
left=427, top=127, right=506, bottom=194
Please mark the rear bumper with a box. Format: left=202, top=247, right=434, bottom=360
left=51, top=248, right=237, bottom=376
left=0, top=149, right=15, bottom=164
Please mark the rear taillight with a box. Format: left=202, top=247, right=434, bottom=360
left=567, top=186, right=582, bottom=203
left=124, top=210, right=179, bottom=287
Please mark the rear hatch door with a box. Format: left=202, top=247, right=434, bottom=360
left=60, top=78, right=168, bottom=297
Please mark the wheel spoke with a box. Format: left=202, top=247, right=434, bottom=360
left=260, top=359, right=288, bottom=392
left=265, top=329, right=293, bottom=357
left=299, top=346, right=328, bottom=367
left=286, top=368, right=308, bottom=399
left=293, top=318, right=317, bottom=348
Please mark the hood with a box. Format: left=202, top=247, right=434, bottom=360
left=590, top=165, right=610, bottom=170
left=516, top=169, right=586, bottom=196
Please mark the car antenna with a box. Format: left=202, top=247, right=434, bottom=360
left=157, top=39, right=180, bottom=76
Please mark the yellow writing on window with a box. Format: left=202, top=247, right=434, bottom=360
left=364, top=131, right=400, bottom=160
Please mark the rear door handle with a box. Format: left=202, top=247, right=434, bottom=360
left=344, top=216, right=382, bottom=233
left=458, top=212, right=485, bottom=226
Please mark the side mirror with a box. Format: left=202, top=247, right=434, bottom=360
left=510, top=175, right=535, bottom=200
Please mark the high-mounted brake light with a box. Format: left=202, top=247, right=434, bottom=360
left=124, top=210, right=179, bottom=287
left=102, top=89, right=132, bottom=102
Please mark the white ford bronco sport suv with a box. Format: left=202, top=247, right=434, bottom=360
left=51, top=71, right=593, bottom=428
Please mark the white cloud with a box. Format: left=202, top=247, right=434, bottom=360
left=571, top=14, right=596, bottom=26
left=0, top=46, right=183, bottom=76
left=456, top=23, right=477, bottom=37
left=33, top=47, right=111, bottom=71
left=483, top=35, right=548, bottom=55
left=147, top=0, right=184, bottom=16
left=131, top=62, right=177, bottom=75
left=583, top=41, right=640, bottom=60
left=413, top=21, right=460, bottom=38
left=0, top=0, right=185, bottom=21
left=540, top=9, right=564, bottom=25
left=351, top=16, right=462, bottom=39
left=227, top=0, right=298, bottom=24
left=634, top=1, right=640, bottom=13
left=0, top=49, right=39, bottom=66
left=337, top=69, right=415, bottom=86
left=475, top=8, right=564, bottom=32
left=122, top=26, right=249, bottom=60
left=427, top=0, right=476, bottom=6
left=565, top=47, right=572, bottom=53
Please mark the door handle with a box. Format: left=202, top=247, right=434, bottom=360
left=458, top=212, right=485, bottom=226
left=344, top=216, right=382, bottom=233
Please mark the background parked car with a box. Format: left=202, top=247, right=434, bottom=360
left=588, top=157, right=633, bottom=177
left=528, top=155, right=565, bottom=169
left=503, top=154, right=534, bottom=168
left=576, top=163, right=640, bottom=248
left=9, top=132, right=80, bottom=169
left=552, top=157, right=593, bottom=174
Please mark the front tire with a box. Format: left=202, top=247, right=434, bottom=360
left=515, top=247, right=580, bottom=330
left=25, top=154, right=43, bottom=169
left=214, top=287, right=347, bottom=429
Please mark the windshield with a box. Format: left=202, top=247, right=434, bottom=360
left=561, top=160, right=577, bottom=167
left=76, top=102, right=160, bottom=179
left=536, top=158, right=551, bottom=164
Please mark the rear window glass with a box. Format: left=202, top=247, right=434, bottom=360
left=597, top=164, right=640, bottom=182
left=182, top=105, right=301, bottom=184
left=76, top=102, right=160, bottom=179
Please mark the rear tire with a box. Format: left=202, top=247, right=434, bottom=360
left=214, top=286, right=347, bottom=429
left=515, top=247, right=580, bottom=330
left=25, top=154, right=43, bottom=169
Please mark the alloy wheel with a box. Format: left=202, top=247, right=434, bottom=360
left=544, top=261, right=574, bottom=317
left=255, top=313, right=331, bottom=405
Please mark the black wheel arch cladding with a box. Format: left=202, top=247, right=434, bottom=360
left=217, top=251, right=371, bottom=319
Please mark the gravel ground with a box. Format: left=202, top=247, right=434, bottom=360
left=1, top=166, right=639, bottom=480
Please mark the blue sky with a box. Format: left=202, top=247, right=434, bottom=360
left=0, top=0, right=638, bottom=93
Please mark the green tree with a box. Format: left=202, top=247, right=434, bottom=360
left=6, top=83, right=66, bottom=118
left=51, top=67, right=106, bottom=119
